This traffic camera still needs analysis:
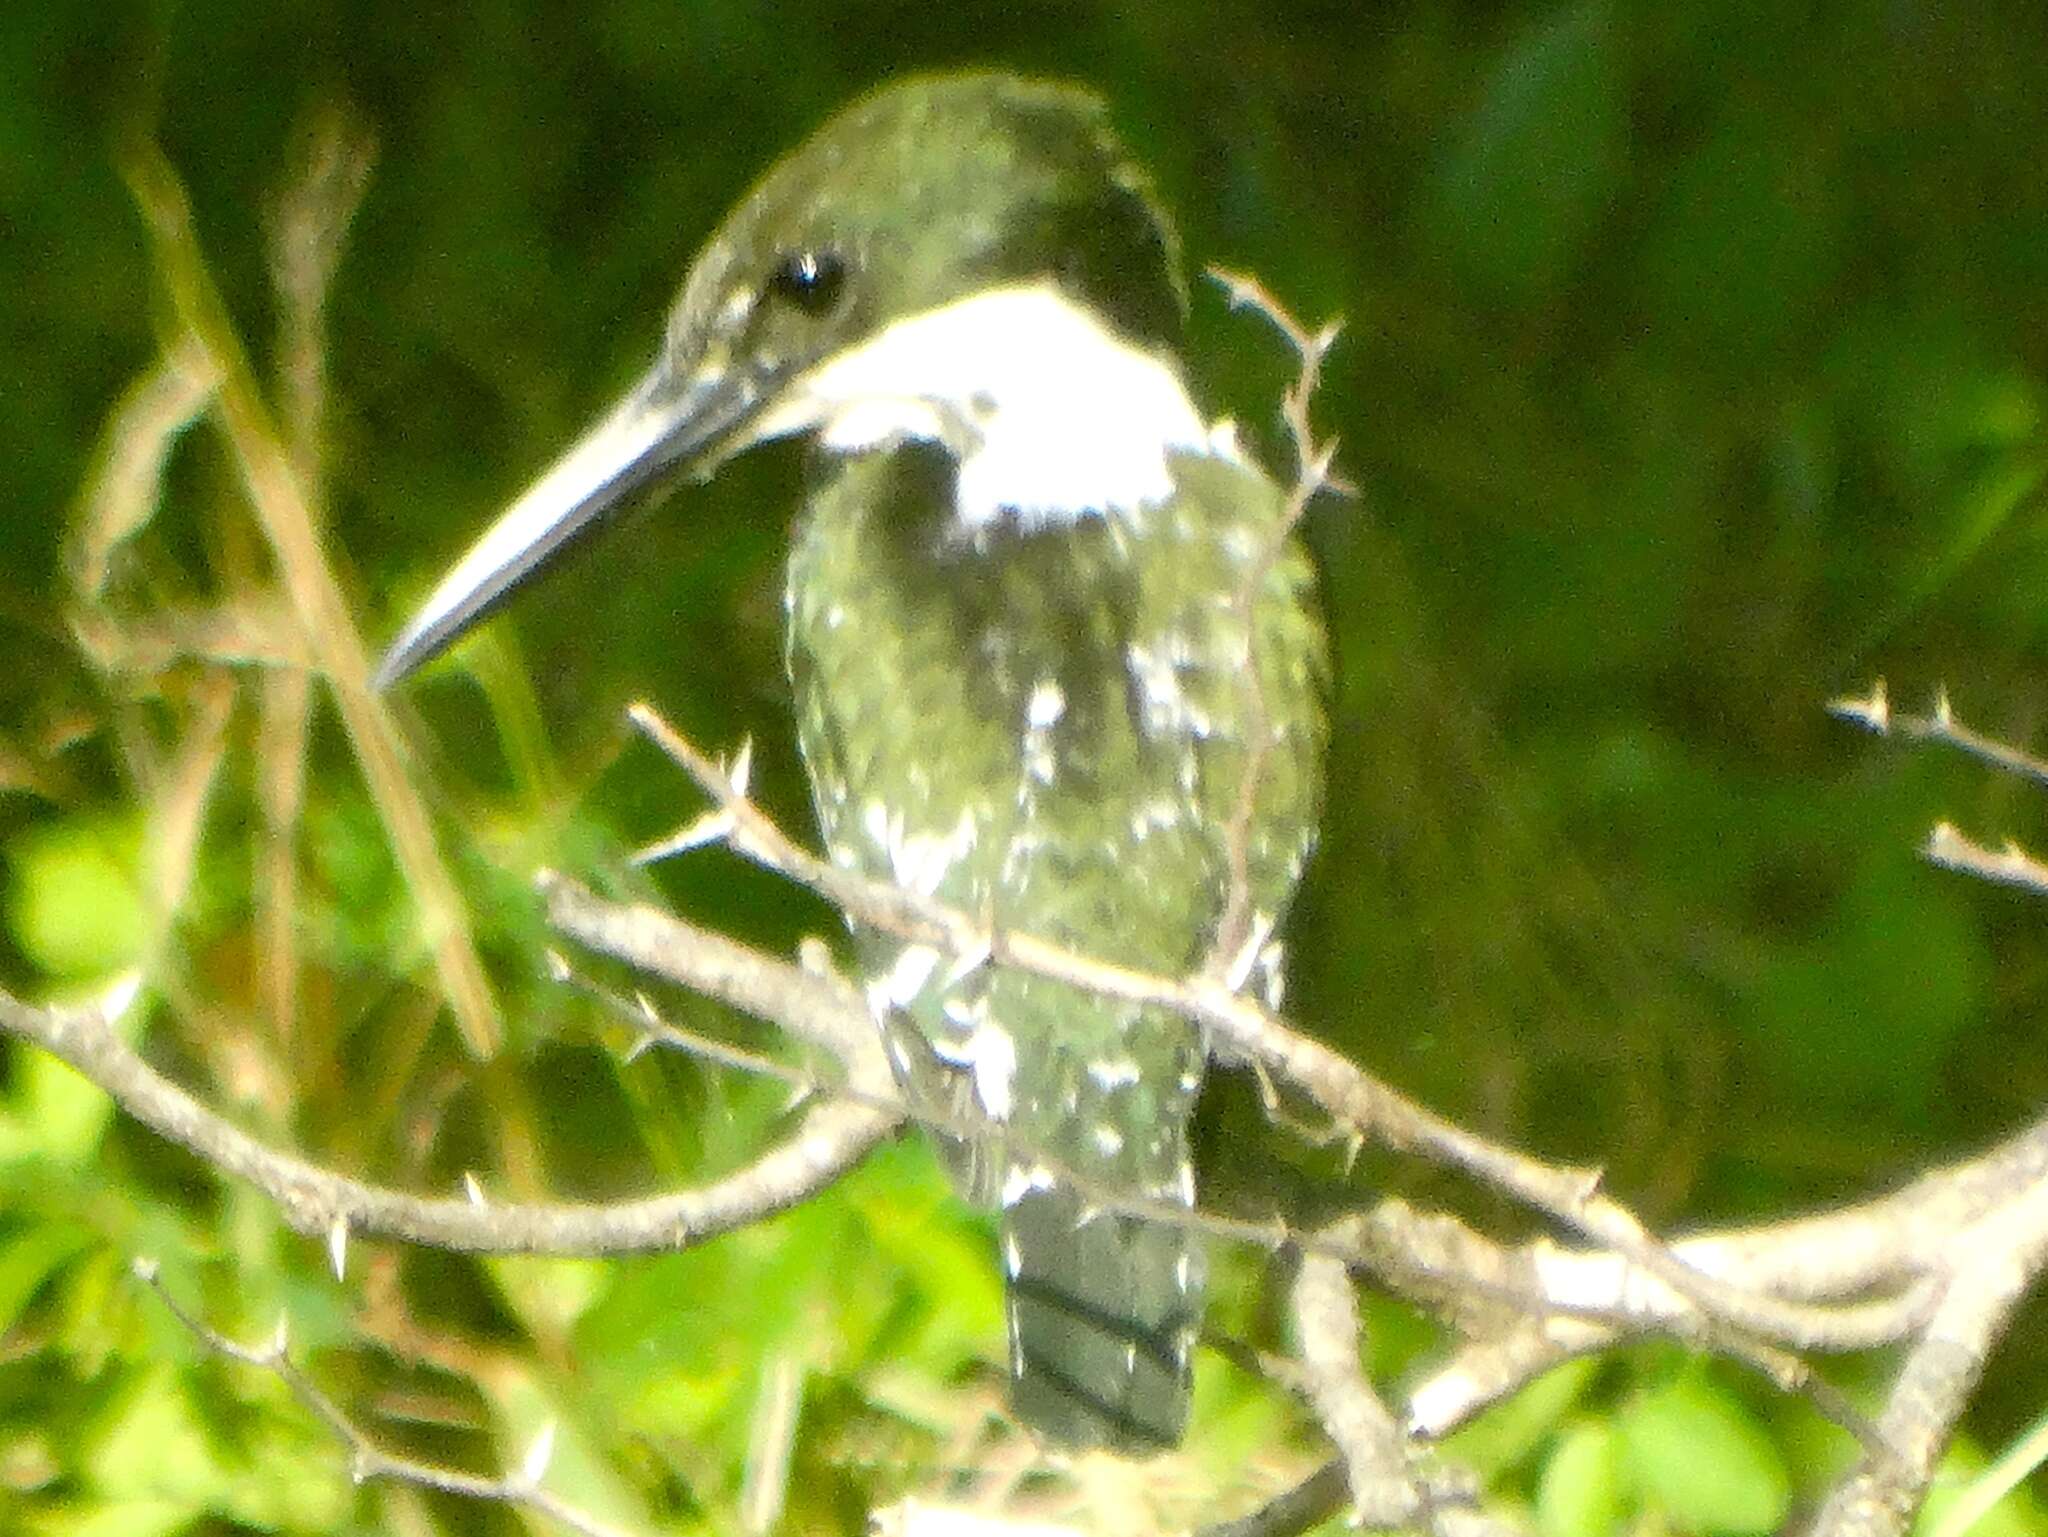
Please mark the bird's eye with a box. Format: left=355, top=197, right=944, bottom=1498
left=766, top=248, right=848, bottom=315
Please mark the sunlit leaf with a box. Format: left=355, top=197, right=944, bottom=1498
left=4, top=813, right=149, bottom=981
left=1537, top=1418, right=1632, bottom=1537
left=1622, top=1373, right=1790, bottom=1536
left=0, top=1224, right=94, bottom=1337
left=1443, top=1357, right=1600, bottom=1477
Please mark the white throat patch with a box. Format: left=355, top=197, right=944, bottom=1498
left=753, top=280, right=1228, bottom=528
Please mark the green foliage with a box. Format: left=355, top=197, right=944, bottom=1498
left=1621, top=1370, right=1791, bottom=1535
left=1446, top=1357, right=1601, bottom=1478
left=1536, top=1419, right=1629, bottom=1537
left=4, top=814, right=149, bottom=981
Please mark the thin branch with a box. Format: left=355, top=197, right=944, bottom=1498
left=616, top=697, right=2048, bottom=1524
left=18, top=810, right=2048, bottom=1533
left=17, top=800, right=2048, bottom=1432
left=545, top=877, right=1393, bottom=1272
left=1194, top=1461, right=1349, bottom=1537
left=255, top=665, right=314, bottom=1051
left=133, top=1260, right=634, bottom=1537
left=1830, top=680, right=2048, bottom=791
left=1289, top=1244, right=1488, bottom=1534
left=740, top=1352, right=804, bottom=1535
left=66, top=334, right=219, bottom=601
left=1827, top=683, right=2048, bottom=894
left=622, top=702, right=1894, bottom=1348
left=68, top=594, right=306, bottom=677
left=1924, top=823, right=2048, bottom=897
left=255, top=103, right=373, bottom=1059
left=0, top=975, right=889, bottom=1256
left=1807, top=1176, right=2048, bottom=1537
left=1677, top=1113, right=2048, bottom=1301
left=537, top=872, right=886, bottom=1080
left=1930, top=1402, right=2048, bottom=1537
left=1200, top=269, right=1345, bottom=979
left=267, top=99, right=375, bottom=494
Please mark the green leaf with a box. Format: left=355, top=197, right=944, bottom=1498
left=1184, top=1344, right=1291, bottom=1471
left=486, top=1254, right=610, bottom=1340
left=28, top=1499, right=191, bottom=1537
left=1622, top=1373, right=1790, bottom=1535
left=492, top=1362, right=656, bottom=1535
left=4, top=813, right=150, bottom=980
left=1538, top=1418, right=1632, bottom=1537
left=72, top=1356, right=351, bottom=1534
left=845, top=1139, right=998, bottom=1366
left=1751, top=853, right=1988, bottom=1115
left=0, top=1223, right=94, bottom=1336
left=84, top=1364, right=235, bottom=1510
left=1443, top=1357, right=1600, bottom=1476
left=1632, top=106, right=1842, bottom=359
left=0, top=1049, right=117, bottom=1169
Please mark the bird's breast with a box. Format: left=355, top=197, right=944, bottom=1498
left=784, top=443, right=1326, bottom=983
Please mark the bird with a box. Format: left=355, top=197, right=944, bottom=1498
left=376, top=71, right=1326, bottom=1454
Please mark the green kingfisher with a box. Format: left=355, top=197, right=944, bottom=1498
left=377, top=71, right=1326, bottom=1454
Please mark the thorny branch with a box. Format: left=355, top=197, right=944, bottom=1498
left=132, top=1259, right=635, bottom=1537
left=1287, top=1243, right=1493, bottom=1537
left=12, top=677, right=2048, bottom=1536
left=624, top=681, right=2048, bottom=1537
left=1832, top=680, right=2048, bottom=896
left=1202, top=267, right=1347, bottom=981
left=625, top=701, right=1899, bottom=1362
left=0, top=970, right=895, bottom=1263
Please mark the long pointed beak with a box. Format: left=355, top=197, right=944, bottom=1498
left=374, top=360, right=760, bottom=689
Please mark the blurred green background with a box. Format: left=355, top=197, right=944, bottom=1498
left=5, top=1, right=2048, bottom=1532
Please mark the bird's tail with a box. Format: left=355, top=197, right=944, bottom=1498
left=1003, top=1164, right=1202, bottom=1453
left=994, top=1005, right=1206, bottom=1454
left=880, top=956, right=1208, bottom=1453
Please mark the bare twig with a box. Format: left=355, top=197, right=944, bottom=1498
left=621, top=701, right=1887, bottom=1350
left=740, top=1353, right=804, bottom=1535
left=67, top=335, right=219, bottom=601
left=141, top=669, right=237, bottom=937
left=1829, top=683, right=2048, bottom=895
left=1194, top=1461, right=1349, bottom=1537
left=546, top=876, right=1385, bottom=1271
left=133, top=1259, right=633, bottom=1537
left=267, top=100, right=375, bottom=493
left=1807, top=1174, right=2048, bottom=1537
left=0, top=971, right=889, bottom=1257
left=1200, top=269, right=1346, bottom=979
left=255, top=666, right=314, bottom=1051
left=253, top=107, right=374, bottom=1059
left=1831, top=681, right=2048, bottom=792
left=24, top=256, right=2048, bottom=1530
left=18, top=796, right=2048, bottom=1534
left=1290, top=1243, right=1481, bottom=1533
left=1923, top=823, right=2048, bottom=897
left=537, top=872, right=886, bottom=1080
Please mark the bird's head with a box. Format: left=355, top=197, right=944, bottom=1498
left=376, top=71, right=1186, bottom=687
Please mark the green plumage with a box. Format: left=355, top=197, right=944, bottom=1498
left=788, top=444, right=1325, bottom=1449
left=377, top=69, right=1329, bottom=1454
